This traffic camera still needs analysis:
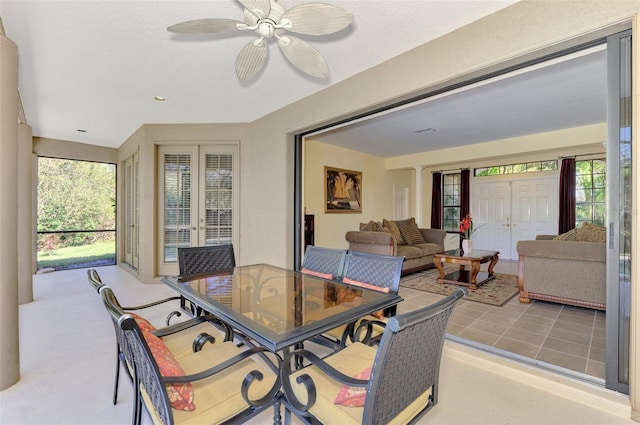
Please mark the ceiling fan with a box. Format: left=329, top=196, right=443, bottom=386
left=167, top=0, right=354, bottom=81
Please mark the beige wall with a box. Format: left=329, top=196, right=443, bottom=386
left=304, top=124, right=606, bottom=250
left=117, top=123, right=248, bottom=282
left=33, top=137, right=117, bottom=163
left=304, top=141, right=398, bottom=249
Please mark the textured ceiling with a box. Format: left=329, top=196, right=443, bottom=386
left=1, top=0, right=518, bottom=148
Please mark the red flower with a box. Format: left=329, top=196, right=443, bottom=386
left=459, top=214, right=473, bottom=239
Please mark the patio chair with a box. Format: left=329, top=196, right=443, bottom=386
left=300, top=246, right=347, bottom=280
left=280, top=287, right=466, bottom=425
left=312, top=251, right=404, bottom=350
left=88, top=269, right=232, bottom=410
left=177, top=244, right=236, bottom=317
left=88, top=269, right=183, bottom=326
left=100, top=286, right=281, bottom=425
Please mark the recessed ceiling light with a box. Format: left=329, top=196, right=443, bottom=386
left=414, top=127, right=436, bottom=134
left=76, top=129, right=87, bottom=133
left=154, top=96, right=166, bottom=102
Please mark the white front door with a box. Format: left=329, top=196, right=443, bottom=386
left=510, top=178, right=558, bottom=258
left=471, top=174, right=558, bottom=260
left=470, top=181, right=512, bottom=258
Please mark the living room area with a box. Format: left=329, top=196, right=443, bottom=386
left=300, top=40, right=619, bottom=387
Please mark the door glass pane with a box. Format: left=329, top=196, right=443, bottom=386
left=204, top=153, right=233, bottom=245
left=617, top=34, right=631, bottom=389
left=164, top=153, right=192, bottom=262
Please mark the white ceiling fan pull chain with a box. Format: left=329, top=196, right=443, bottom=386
left=276, top=34, right=290, bottom=47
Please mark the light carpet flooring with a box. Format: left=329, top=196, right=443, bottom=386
left=0, top=265, right=633, bottom=425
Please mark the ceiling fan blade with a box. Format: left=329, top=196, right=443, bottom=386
left=167, top=18, right=243, bottom=34
left=278, top=35, right=329, bottom=79
left=281, top=4, right=353, bottom=36
left=238, top=0, right=272, bottom=19
left=236, top=39, right=268, bottom=81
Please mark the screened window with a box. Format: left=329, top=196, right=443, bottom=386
left=442, top=173, right=461, bottom=232
left=576, top=159, right=606, bottom=227
left=475, top=160, right=557, bottom=176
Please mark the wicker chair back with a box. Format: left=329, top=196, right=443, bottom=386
left=301, top=246, right=347, bottom=279
left=178, top=244, right=236, bottom=277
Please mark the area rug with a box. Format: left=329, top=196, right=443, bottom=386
left=400, top=266, right=519, bottom=306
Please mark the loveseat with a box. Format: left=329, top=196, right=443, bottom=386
left=516, top=223, right=606, bottom=310
left=345, top=218, right=445, bottom=275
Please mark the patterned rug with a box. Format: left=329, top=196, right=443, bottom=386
left=400, top=265, right=519, bottom=306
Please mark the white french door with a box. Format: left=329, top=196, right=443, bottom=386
left=123, top=152, right=139, bottom=269
left=471, top=175, right=558, bottom=260
left=157, top=144, right=239, bottom=276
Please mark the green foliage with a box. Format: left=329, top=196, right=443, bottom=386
left=37, top=158, right=115, bottom=248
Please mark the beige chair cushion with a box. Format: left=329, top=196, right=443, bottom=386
left=287, top=342, right=431, bottom=424
left=170, top=342, right=278, bottom=424
left=161, top=322, right=223, bottom=359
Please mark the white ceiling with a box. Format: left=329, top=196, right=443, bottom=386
left=312, top=45, right=608, bottom=157
left=1, top=0, right=520, bottom=149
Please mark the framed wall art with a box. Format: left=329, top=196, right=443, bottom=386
left=325, top=166, right=362, bottom=213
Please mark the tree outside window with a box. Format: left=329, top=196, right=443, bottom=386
left=442, top=173, right=461, bottom=232
left=576, top=159, right=606, bottom=227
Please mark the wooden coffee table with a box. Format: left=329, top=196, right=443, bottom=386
left=433, top=249, right=499, bottom=290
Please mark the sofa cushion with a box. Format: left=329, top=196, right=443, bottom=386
left=553, top=228, right=577, bottom=241
left=576, top=222, right=606, bottom=243
left=399, top=222, right=426, bottom=245
left=382, top=219, right=405, bottom=244
left=396, top=244, right=425, bottom=260
left=412, top=243, right=442, bottom=256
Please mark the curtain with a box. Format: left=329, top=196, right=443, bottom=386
left=558, top=158, right=576, bottom=234
left=460, top=169, right=470, bottom=219
left=430, top=172, right=442, bottom=228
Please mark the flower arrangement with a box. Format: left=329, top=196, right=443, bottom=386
left=459, top=214, right=475, bottom=239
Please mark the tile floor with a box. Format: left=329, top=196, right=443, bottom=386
left=398, top=260, right=606, bottom=380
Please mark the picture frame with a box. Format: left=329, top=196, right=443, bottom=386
left=324, top=166, right=362, bottom=213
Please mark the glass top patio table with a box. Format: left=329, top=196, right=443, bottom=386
left=161, top=263, right=403, bottom=353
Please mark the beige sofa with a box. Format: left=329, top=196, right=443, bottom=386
left=345, top=218, right=445, bottom=275
left=516, top=232, right=606, bottom=310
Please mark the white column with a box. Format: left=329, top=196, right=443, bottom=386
left=413, top=166, right=424, bottom=226
left=0, top=33, right=21, bottom=390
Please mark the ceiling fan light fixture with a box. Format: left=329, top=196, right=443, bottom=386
left=167, top=0, right=353, bottom=81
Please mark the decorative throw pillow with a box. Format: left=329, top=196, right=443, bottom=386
left=334, top=366, right=372, bottom=407
left=128, top=312, right=157, bottom=333
left=553, top=228, right=577, bottom=241
left=142, top=332, right=196, bottom=411
left=301, top=268, right=333, bottom=280
left=576, top=222, right=606, bottom=243
left=399, top=222, right=426, bottom=245
left=359, top=220, right=380, bottom=232
left=382, top=219, right=405, bottom=244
